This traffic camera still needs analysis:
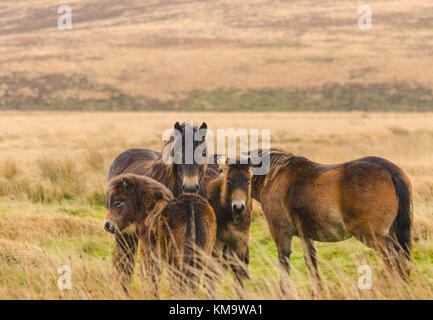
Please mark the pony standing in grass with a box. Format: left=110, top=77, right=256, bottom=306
left=106, top=121, right=208, bottom=289
left=104, top=173, right=216, bottom=298
left=205, top=157, right=253, bottom=298
left=250, top=148, right=413, bottom=295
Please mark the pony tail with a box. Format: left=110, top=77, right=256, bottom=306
left=391, top=173, right=413, bottom=258
left=368, top=157, right=413, bottom=258
left=183, top=204, right=202, bottom=292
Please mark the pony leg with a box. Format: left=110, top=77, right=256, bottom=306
left=203, top=270, right=217, bottom=299
left=114, top=231, right=139, bottom=292
left=185, top=259, right=203, bottom=297
left=167, top=256, right=184, bottom=298
left=350, top=229, right=410, bottom=279
left=183, top=245, right=204, bottom=297
left=230, top=257, right=247, bottom=299
left=231, top=266, right=247, bottom=299
left=378, top=236, right=410, bottom=278
left=277, top=243, right=293, bottom=297
left=270, top=227, right=294, bottom=297
left=230, top=245, right=250, bottom=299
left=267, top=216, right=296, bottom=297
left=299, top=236, right=322, bottom=296
left=141, top=247, right=161, bottom=299
left=204, top=251, right=224, bottom=299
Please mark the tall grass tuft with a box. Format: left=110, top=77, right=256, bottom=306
left=38, top=158, right=77, bottom=183
left=0, top=158, right=19, bottom=179
left=85, top=150, right=105, bottom=171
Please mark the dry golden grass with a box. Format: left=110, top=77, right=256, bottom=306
left=0, top=111, right=432, bottom=299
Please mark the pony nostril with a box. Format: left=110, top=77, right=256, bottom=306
left=104, top=221, right=116, bottom=233
left=182, top=184, right=200, bottom=193
left=232, top=204, right=245, bottom=213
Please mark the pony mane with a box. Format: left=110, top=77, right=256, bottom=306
left=220, top=167, right=229, bottom=207
left=144, top=156, right=177, bottom=193
left=252, top=148, right=295, bottom=185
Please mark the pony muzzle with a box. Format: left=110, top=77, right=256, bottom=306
left=232, top=200, right=246, bottom=214
left=103, top=220, right=117, bottom=234
left=182, top=176, right=200, bottom=193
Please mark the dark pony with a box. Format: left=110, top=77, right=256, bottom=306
left=205, top=157, right=252, bottom=298
left=106, top=121, right=208, bottom=289
left=250, top=148, right=413, bottom=295
left=108, top=121, right=208, bottom=195
left=104, top=174, right=216, bottom=298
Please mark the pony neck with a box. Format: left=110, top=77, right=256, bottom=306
left=147, top=158, right=181, bottom=196
left=251, top=174, right=265, bottom=201
left=164, top=162, right=183, bottom=196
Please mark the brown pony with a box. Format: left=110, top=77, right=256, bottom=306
left=205, top=157, right=253, bottom=298
left=104, top=173, right=216, bottom=298
left=250, top=148, right=413, bottom=294
left=108, top=121, right=208, bottom=196
left=106, top=121, right=208, bottom=289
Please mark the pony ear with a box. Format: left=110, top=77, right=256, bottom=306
left=199, top=122, right=207, bottom=142
left=174, top=121, right=182, bottom=131
left=226, top=157, right=235, bottom=165
left=162, top=129, right=175, bottom=143
left=122, top=177, right=134, bottom=190
left=253, top=156, right=262, bottom=168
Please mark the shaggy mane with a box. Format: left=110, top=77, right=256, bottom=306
left=250, top=148, right=295, bottom=185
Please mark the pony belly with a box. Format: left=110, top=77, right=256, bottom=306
left=301, top=207, right=352, bottom=242
left=305, top=222, right=352, bottom=242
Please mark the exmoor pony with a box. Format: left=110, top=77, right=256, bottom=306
left=108, top=121, right=209, bottom=196
left=250, top=148, right=413, bottom=294
left=104, top=173, right=216, bottom=297
left=205, top=157, right=252, bottom=297
left=107, top=121, right=208, bottom=288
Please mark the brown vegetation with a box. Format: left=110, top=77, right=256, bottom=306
left=1, top=0, right=433, bottom=110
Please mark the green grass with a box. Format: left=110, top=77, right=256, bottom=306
left=0, top=198, right=432, bottom=299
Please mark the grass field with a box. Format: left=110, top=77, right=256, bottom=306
left=1, top=0, right=432, bottom=300
left=0, top=111, right=432, bottom=299
left=1, top=0, right=433, bottom=111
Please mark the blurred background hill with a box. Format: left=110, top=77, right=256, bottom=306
left=1, top=0, right=433, bottom=111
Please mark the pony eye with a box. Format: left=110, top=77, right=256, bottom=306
left=115, top=200, right=124, bottom=208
